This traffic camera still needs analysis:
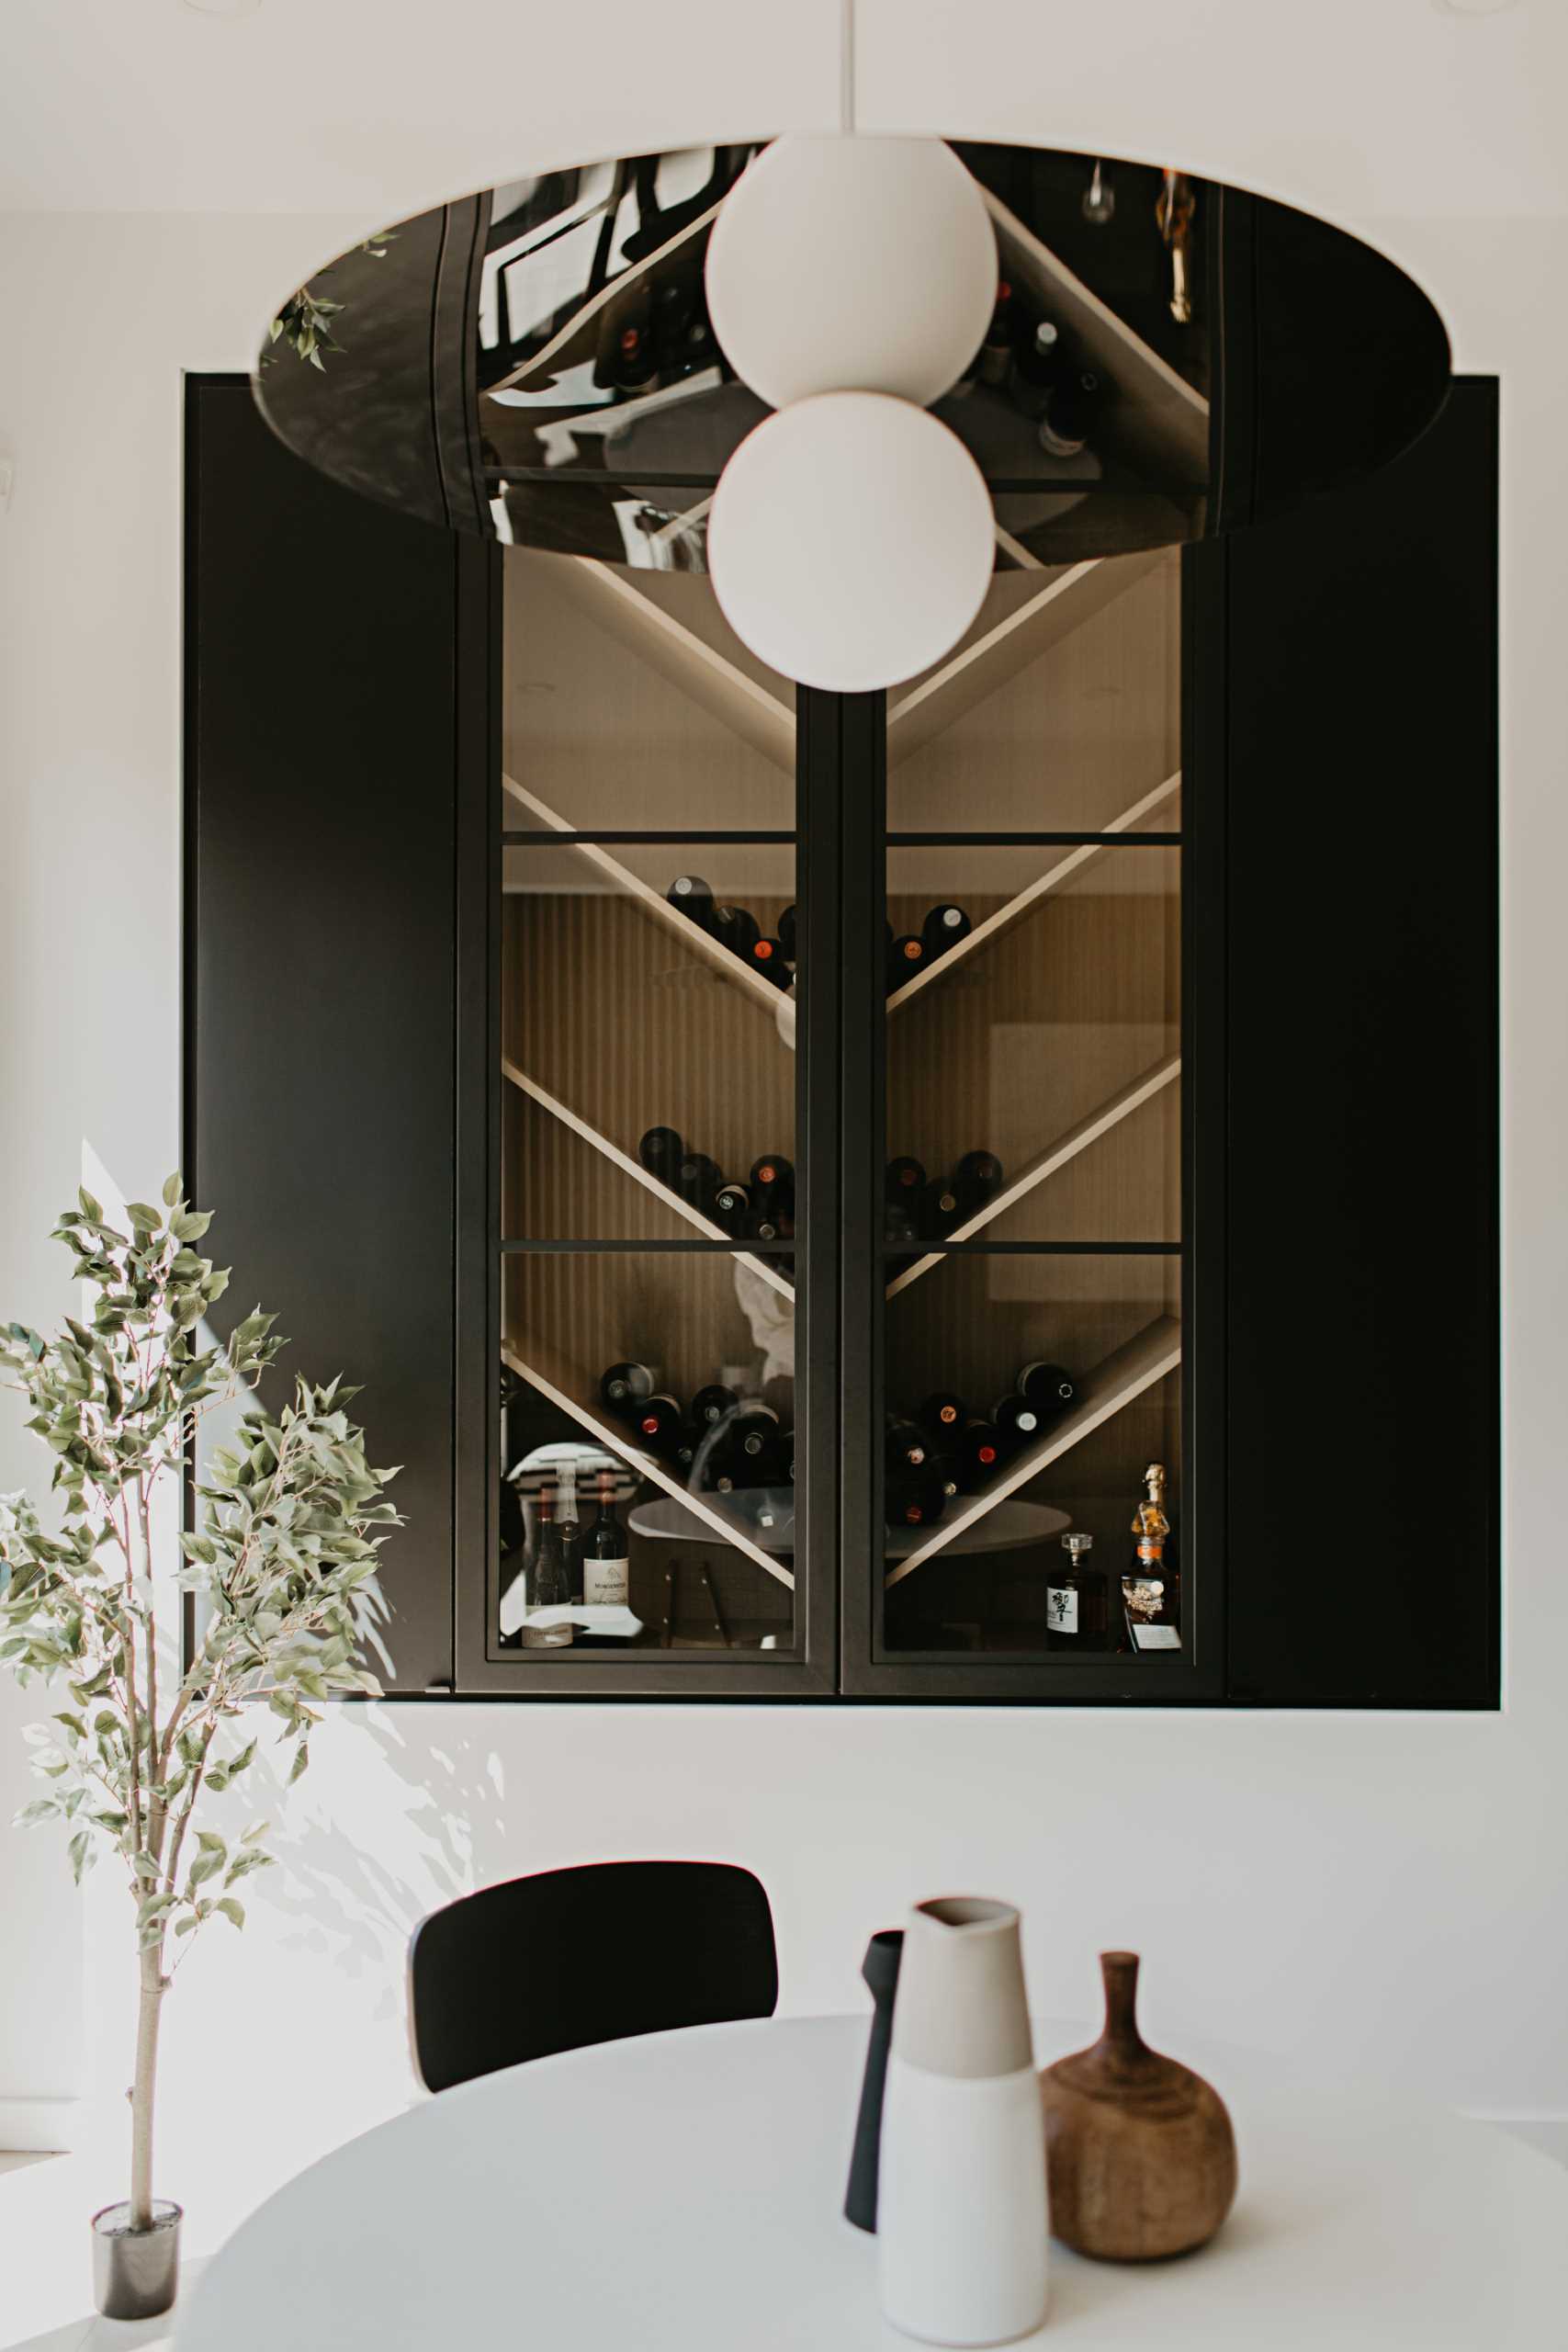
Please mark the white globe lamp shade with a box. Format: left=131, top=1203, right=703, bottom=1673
left=707, top=391, right=995, bottom=693
left=705, top=135, right=997, bottom=410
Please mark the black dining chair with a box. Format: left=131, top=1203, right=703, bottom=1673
left=407, top=1859, right=779, bottom=2092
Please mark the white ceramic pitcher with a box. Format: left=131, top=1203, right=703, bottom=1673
left=877, top=1896, right=1049, bottom=2346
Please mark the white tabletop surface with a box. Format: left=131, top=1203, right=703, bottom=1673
left=178, top=2015, right=1568, bottom=2351
left=629, top=1495, right=1071, bottom=1558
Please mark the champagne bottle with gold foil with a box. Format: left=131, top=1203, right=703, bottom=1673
left=1122, top=1462, right=1181, bottom=1654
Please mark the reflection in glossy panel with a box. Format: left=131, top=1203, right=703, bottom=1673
left=880, top=1255, right=1180, bottom=1659
left=502, top=1252, right=797, bottom=1660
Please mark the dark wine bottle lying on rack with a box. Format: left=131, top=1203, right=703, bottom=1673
left=778, top=903, right=796, bottom=961
left=926, top=1450, right=962, bottom=1503
left=1017, top=1361, right=1077, bottom=1411
left=921, top=903, right=972, bottom=955
left=919, top=1391, right=967, bottom=1437
left=677, top=1153, right=723, bottom=1212
left=886, top=1471, right=947, bottom=1528
left=887, top=935, right=928, bottom=989
left=886, top=1156, right=926, bottom=1200
left=953, top=1150, right=1004, bottom=1210
left=691, top=1383, right=739, bottom=1429
left=748, top=936, right=791, bottom=988
left=712, top=904, right=761, bottom=955
left=993, top=1396, right=1043, bottom=1448
left=886, top=1417, right=930, bottom=1473
left=631, top=1393, right=684, bottom=1452
left=886, top=1204, right=919, bottom=1246
left=713, top=1182, right=750, bottom=1235
left=958, top=1418, right=1002, bottom=1487
left=638, top=1125, right=685, bottom=1179
left=666, top=875, right=714, bottom=927
left=750, top=1153, right=794, bottom=1196
left=919, top=1181, right=961, bottom=1238
left=1040, top=368, right=1101, bottom=461
left=601, top=1361, right=655, bottom=1410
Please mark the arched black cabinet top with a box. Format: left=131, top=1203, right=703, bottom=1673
left=254, top=140, right=1450, bottom=567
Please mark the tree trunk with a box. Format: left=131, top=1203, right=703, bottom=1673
left=130, top=1947, right=164, bottom=2230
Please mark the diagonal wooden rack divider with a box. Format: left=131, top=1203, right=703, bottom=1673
left=885, top=1317, right=1182, bottom=1589
left=500, top=1339, right=795, bottom=1591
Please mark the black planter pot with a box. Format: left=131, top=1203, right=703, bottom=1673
left=91, top=2199, right=182, bottom=2320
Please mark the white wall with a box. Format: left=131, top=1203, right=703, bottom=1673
left=2, top=191, right=1565, bottom=2177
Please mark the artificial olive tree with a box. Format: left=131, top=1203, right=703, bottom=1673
left=0, top=1181, right=397, bottom=2230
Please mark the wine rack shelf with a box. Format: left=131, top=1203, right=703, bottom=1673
left=885, top=1314, right=1182, bottom=1588
left=981, top=187, right=1210, bottom=492
left=885, top=1054, right=1182, bottom=1300
left=490, top=195, right=725, bottom=401
left=554, top=544, right=1168, bottom=780
left=501, top=1056, right=795, bottom=1302
left=500, top=1338, right=795, bottom=1591
left=886, top=770, right=1181, bottom=1014
left=502, top=772, right=799, bottom=1046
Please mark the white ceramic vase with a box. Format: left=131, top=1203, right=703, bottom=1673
left=877, top=1896, right=1048, bottom=2347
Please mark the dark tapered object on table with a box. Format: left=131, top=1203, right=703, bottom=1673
left=844, top=1928, right=904, bottom=2233
left=1039, top=1951, right=1237, bottom=2261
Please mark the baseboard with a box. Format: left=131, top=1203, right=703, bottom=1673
left=1465, top=2110, right=1568, bottom=2166
left=0, top=2097, right=78, bottom=2154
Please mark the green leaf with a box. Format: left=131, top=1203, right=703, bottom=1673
left=77, top=1188, right=103, bottom=1221
left=126, top=1203, right=162, bottom=1234
left=162, top=1174, right=182, bottom=1207
left=67, top=1831, right=92, bottom=1884
left=171, top=1211, right=213, bottom=1244
left=214, top=1897, right=245, bottom=1930
left=174, top=1915, right=199, bottom=1937
left=288, top=1741, right=310, bottom=1784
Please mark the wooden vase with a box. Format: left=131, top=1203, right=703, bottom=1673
left=1040, top=1951, right=1237, bottom=2262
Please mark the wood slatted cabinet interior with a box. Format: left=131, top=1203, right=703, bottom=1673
left=186, top=375, right=1499, bottom=1705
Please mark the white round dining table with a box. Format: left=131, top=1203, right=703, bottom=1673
left=179, top=2014, right=1568, bottom=2350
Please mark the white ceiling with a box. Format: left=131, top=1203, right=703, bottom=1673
left=0, top=0, right=1563, bottom=231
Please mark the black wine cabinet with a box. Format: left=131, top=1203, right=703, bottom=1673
left=186, top=374, right=1499, bottom=1706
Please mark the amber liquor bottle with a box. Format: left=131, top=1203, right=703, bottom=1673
left=1122, top=1462, right=1181, bottom=1653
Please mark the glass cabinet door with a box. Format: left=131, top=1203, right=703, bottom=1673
left=843, top=545, right=1212, bottom=1697
left=480, top=548, right=832, bottom=1692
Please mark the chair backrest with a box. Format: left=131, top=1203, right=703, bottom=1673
left=407, top=1859, right=779, bottom=2092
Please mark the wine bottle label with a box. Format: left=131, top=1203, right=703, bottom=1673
left=583, top=1555, right=629, bottom=1607
left=1131, top=1624, right=1180, bottom=1651
left=1045, top=1585, right=1078, bottom=1634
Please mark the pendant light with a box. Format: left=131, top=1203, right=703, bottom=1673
left=701, top=0, right=998, bottom=693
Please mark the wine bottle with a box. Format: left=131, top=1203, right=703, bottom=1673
left=748, top=935, right=791, bottom=988
left=711, top=904, right=761, bottom=955
left=713, top=1182, right=750, bottom=1235
left=887, top=934, right=928, bottom=989
left=1017, top=1361, right=1077, bottom=1412
left=918, top=1391, right=967, bottom=1438
left=1040, top=368, right=1101, bottom=460
left=777, top=903, right=797, bottom=961
left=953, top=1150, right=1004, bottom=1208
left=750, top=1153, right=794, bottom=1196
left=677, top=1152, right=722, bottom=1211
left=992, top=1396, right=1043, bottom=1448
left=666, top=875, right=714, bottom=927
left=978, top=280, right=1014, bottom=387
left=638, top=1125, right=685, bottom=1179
left=1011, top=317, right=1064, bottom=420
left=1123, top=1461, right=1181, bottom=1652
left=581, top=1471, right=630, bottom=1607
left=529, top=1486, right=572, bottom=1612
left=631, top=1393, right=684, bottom=1451
left=921, top=903, right=972, bottom=955
left=1048, top=1532, right=1108, bottom=1649
left=614, top=321, right=660, bottom=394
left=691, top=1383, right=739, bottom=1429
left=886, top=1155, right=927, bottom=1200
left=958, top=1419, right=1002, bottom=1487
left=600, top=1361, right=655, bottom=1411
left=555, top=1459, right=583, bottom=1605
left=925, top=1450, right=962, bottom=1504
left=918, top=1180, right=961, bottom=1238
left=886, top=1471, right=947, bottom=1528
left=886, top=1417, right=930, bottom=1473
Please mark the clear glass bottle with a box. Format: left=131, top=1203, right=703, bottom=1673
left=529, top=1484, right=572, bottom=1612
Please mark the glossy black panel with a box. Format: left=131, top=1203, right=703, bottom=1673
left=251, top=141, right=1449, bottom=571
